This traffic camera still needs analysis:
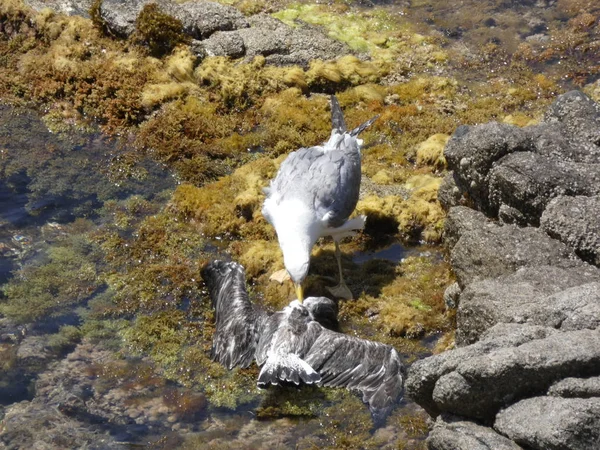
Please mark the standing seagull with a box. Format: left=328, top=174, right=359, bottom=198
left=262, top=96, right=378, bottom=301
left=202, top=260, right=405, bottom=424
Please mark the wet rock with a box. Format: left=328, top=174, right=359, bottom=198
left=449, top=209, right=582, bottom=287
left=406, top=323, right=558, bottom=417
left=431, top=328, right=600, bottom=421
left=427, top=414, right=523, bottom=450
left=0, top=400, right=121, bottom=449
left=494, top=396, right=600, bottom=450
left=15, top=335, right=51, bottom=364
left=540, top=195, right=600, bottom=266
left=456, top=266, right=600, bottom=345
left=488, top=151, right=600, bottom=226
left=547, top=376, right=600, bottom=398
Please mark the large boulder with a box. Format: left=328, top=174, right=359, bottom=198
left=488, top=152, right=600, bottom=226
left=427, top=414, right=523, bottom=450
left=541, top=195, right=600, bottom=266
left=447, top=207, right=583, bottom=287
left=443, top=91, right=600, bottom=225
left=405, top=323, right=558, bottom=417
left=406, top=324, right=600, bottom=421
left=456, top=266, right=600, bottom=345
left=494, top=396, right=600, bottom=450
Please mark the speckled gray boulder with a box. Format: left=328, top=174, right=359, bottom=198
left=456, top=267, right=600, bottom=345
left=448, top=208, right=582, bottom=287
left=548, top=376, right=600, bottom=398
left=488, top=151, right=600, bottom=226
left=97, top=0, right=151, bottom=37
left=165, top=0, right=248, bottom=39
left=443, top=91, right=600, bottom=225
left=201, top=30, right=245, bottom=58
left=406, top=323, right=558, bottom=417
left=427, top=414, right=523, bottom=450
left=494, top=396, right=600, bottom=450
left=443, top=122, right=532, bottom=215
left=430, top=328, right=600, bottom=421
left=541, top=195, right=600, bottom=266
left=24, top=0, right=93, bottom=17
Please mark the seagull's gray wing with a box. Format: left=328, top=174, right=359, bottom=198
left=201, top=260, right=265, bottom=369
left=304, top=327, right=404, bottom=423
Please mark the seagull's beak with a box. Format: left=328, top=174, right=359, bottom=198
left=294, top=282, right=304, bottom=303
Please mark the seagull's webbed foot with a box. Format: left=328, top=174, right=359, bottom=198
left=327, top=282, right=353, bottom=300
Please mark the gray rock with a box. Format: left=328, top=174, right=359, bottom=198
left=548, top=376, right=600, bottom=398
left=98, top=0, right=150, bottom=37
left=166, top=1, right=249, bottom=39
left=443, top=206, right=493, bottom=251
left=201, top=30, right=245, bottom=58
left=405, top=323, right=558, bottom=417
left=494, top=396, right=600, bottom=450
left=443, top=282, right=461, bottom=310
left=15, top=335, right=51, bottom=364
left=25, top=0, right=93, bottom=16
left=431, top=329, right=600, bottom=421
left=488, top=151, right=600, bottom=226
left=427, top=414, right=523, bottom=450
left=456, top=267, right=600, bottom=345
left=444, top=122, right=532, bottom=215
left=541, top=195, right=600, bottom=266
left=437, top=171, right=463, bottom=211
left=450, top=213, right=582, bottom=287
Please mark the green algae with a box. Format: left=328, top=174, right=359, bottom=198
left=0, top=236, right=101, bottom=323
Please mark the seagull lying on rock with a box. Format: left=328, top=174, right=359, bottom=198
left=202, top=260, right=404, bottom=423
left=262, top=95, right=378, bottom=301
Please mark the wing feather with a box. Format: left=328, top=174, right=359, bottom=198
left=201, top=261, right=264, bottom=369
left=304, top=328, right=404, bottom=421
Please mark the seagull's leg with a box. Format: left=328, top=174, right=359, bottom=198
left=327, top=240, right=353, bottom=300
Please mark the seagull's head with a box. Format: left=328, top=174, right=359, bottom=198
left=284, top=255, right=309, bottom=302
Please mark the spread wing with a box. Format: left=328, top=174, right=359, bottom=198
left=201, top=260, right=265, bottom=369
left=304, top=327, right=404, bottom=423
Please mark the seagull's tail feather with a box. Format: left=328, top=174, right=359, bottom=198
left=257, top=354, right=321, bottom=387
left=350, top=115, right=379, bottom=137
left=330, top=95, right=347, bottom=133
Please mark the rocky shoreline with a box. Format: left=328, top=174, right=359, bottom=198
left=406, top=90, right=600, bottom=450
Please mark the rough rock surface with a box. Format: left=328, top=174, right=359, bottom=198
left=427, top=414, right=523, bottom=450
left=548, top=376, right=600, bottom=398
left=456, top=267, right=600, bottom=345
left=495, top=396, right=600, bottom=450
left=408, top=91, right=600, bottom=448
left=444, top=90, right=600, bottom=225
left=447, top=207, right=584, bottom=287
left=406, top=323, right=558, bottom=417
left=540, top=195, right=600, bottom=266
